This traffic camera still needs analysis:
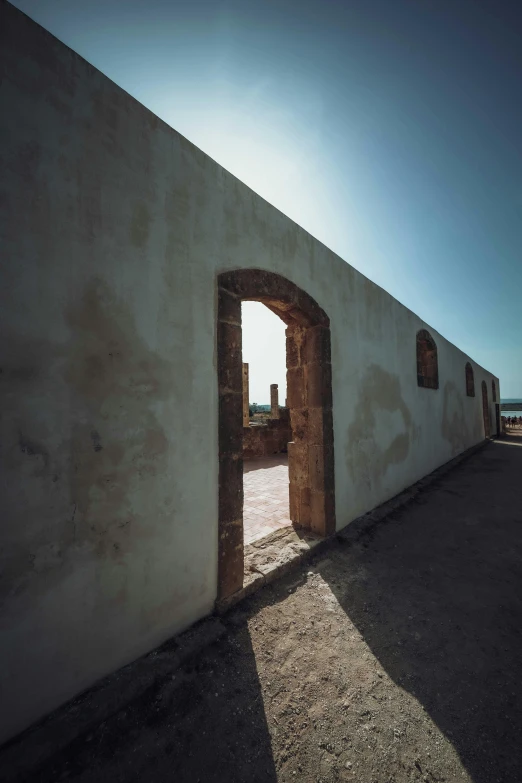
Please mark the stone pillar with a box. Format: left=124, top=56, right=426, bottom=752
left=270, top=383, right=279, bottom=419
left=286, top=323, right=335, bottom=536
left=242, top=363, right=250, bottom=427
left=217, top=286, right=244, bottom=599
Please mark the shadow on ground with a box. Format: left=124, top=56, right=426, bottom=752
left=315, top=435, right=522, bottom=782
left=0, top=623, right=278, bottom=783
left=2, top=437, right=521, bottom=782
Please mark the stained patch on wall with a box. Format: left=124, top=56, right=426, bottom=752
left=346, top=364, right=416, bottom=496
left=18, top=432, right=50, bottom=471
left=441, top=381, right=468, bottom=456
left=62, top=277, right=176, bottom=562
left=91, top=430, right=103, bottom=452
left=0, top=320, right=66, bottom=607
left=1, top=275, right=183, bottom=611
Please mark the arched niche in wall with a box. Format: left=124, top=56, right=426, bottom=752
left=465, top=362, right=475, bottom=397
left=417, top=330, right=439, bottom=390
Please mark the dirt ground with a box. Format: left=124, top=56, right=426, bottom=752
left=2, top=433, right=522, bottom=783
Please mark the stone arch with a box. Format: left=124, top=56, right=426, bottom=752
left=417, top=329, right=439, bottom=390
left=481, top=380, right=491, bottom=438
left=217, top=269, right=335, bottom=599
left=465, top=362, right=475, bottom=397
left=492, top=379, right=497, bottom=402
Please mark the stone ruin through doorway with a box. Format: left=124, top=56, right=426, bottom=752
left=217, top=269, right=335, bottom=599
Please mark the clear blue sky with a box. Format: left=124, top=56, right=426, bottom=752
left=11, top=0, right=522, bottom=400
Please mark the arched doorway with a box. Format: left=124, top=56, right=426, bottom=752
left=217, top=269, right=335, bottom=599
left=481, top=380, right=491, bottom=438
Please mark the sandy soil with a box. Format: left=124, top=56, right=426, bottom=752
left=2, top=433, right=522, bottom=783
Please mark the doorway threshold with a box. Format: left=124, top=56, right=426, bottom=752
left=216, top=525, right=326, bottom=613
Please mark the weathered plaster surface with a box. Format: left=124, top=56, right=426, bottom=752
left=0, top=1, right=501, bottom=743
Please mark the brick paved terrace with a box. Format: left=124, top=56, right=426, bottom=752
left=243, top=455, right=291, bottom=544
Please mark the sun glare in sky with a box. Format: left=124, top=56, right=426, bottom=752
left=9, top=0, right=522, bottom=397
left=242, top=303, right=287, bottom=404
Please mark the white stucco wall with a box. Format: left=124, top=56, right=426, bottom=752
left=0, top=1, right=500, bottom=743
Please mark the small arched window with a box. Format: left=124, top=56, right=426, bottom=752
left=492, top=379, right=497, bottom=402
left=465, top=362, right=475, bottom=397
left=417, top=329, right=439, bottom=389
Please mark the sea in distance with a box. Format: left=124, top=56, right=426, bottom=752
left=253, top=400, right=522, bottom=415
left=501, top=398, right=522, bottom=417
